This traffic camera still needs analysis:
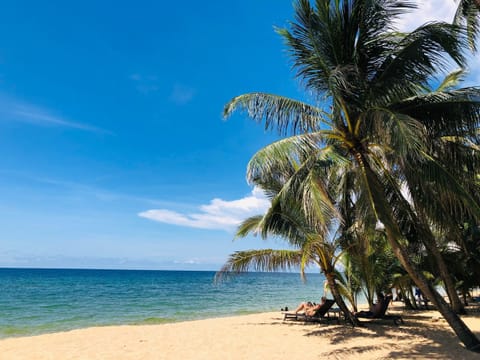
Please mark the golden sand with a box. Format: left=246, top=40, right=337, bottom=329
left=1, top=306, right=479, bottom=359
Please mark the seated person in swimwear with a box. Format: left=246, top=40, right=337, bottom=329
left=353, top=293, right=385, bottom=317
left=294, top=296, right=327, bottom=315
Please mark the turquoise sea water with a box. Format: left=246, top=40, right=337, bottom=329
left=0, top=268, right=326, bottom=339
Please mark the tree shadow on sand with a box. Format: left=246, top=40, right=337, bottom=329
left=302, top=314, right=480, bottom=359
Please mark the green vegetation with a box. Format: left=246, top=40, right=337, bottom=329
left=217, top=0, right=480, bottom=352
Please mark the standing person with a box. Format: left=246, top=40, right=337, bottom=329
left=415, top=287, right=423, bottom=305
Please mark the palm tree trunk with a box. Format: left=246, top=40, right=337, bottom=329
left=360, top=157, right=480, bottom=351
left=403, top=285, right=416, bottom=310
left=421, top=232, right=466, bottom=314
left=325, top=271, right=360, bottom=326
left=385, top=227, right=480, bottom=351
left=388, top=178, right=465, bottom=314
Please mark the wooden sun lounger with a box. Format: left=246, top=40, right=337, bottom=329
left=355, top=295, right=404, bottom=325
left=283, top=299, right=336, bottom=323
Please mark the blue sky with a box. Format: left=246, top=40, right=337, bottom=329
left=0, top=1, right=477, bottom=270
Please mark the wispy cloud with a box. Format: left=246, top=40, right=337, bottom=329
left=0, top=169, right=180, bottom=208
left=169, top=83, right=196, bottom=105
left=138, top=187, right=270, bottom=231
left=13, top=109, right=108, bottom=133
left=129, top=73, right=160, bottom=94
left=0, top=94, right=110, bottom=134
left=129, top=74, right=195, bottom=104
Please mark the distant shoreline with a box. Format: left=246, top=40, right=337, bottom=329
left=0, top=267, right=315, bottom=273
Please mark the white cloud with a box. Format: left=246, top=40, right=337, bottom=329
left=138, top=187, right=271, bottom=231
left=395, top=2, right=480, bottom=85
left=174, top=258, right=201, bottom=265
left=394, top=1, right=457, bottom=31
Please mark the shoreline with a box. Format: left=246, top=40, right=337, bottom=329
left=0, top=308, right=268, bottom=341
left=1, top=307, right=479, bottom=359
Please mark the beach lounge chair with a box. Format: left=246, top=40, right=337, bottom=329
left=283, top=299, right=336, bottom=323
left=354, top=294, right=404, bottom=325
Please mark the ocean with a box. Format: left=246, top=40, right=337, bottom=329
left=0, top=268, right=326, bottom=339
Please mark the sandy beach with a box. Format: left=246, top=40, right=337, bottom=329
left=1, top=305, right=479, bottom=360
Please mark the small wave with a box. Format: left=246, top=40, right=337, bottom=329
left=132, top=317, right=173, bottom=325
left=233, top=309, right=256, bottom=316
left=0, top=326, right=32, bottom=337
left=0, top=324, right=58, bottom=339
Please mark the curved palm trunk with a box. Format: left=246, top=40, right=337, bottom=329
left=389, top=180, right=465, bottom=314
left=360, top=156, right=480, bottom=352
left=421, top=233, right=466, bottom=314
left=402, top=285, right=416, bottom=310
left=325, top=271, right=360, bottom=326
left=385, top=228, right=479, bottom=351
left=359, top=255, right=375, bottom=309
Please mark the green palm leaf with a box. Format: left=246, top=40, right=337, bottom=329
left=224, top=93, right=328, bottom=135
left=215, top=249, right=303, bottom=282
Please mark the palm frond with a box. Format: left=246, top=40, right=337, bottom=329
left=454, top=0, right=480, bottom=51
left=301, top=165, right=340, bottom=228
left=373, top=22, right=468, bottom=104
left=436, top=69, right=466, bottom=91
left=392, top=87, right=480, bottom=137
left=235, top=215, right=264, bottom=239
left=280, top=0, right=416, bottom=96
left=256, top=196, right=310, bottom=245
left=214, top=249, right=303, bottom=283
left=367, top=108, right=427, bottom=158
left=246, top=132, right=328, bottom=187
left=223, top=92, right=327, bottom=135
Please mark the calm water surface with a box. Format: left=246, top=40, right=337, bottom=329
left=0, top=268, right=326, bottom=338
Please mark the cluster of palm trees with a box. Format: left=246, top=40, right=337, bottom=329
left=216, top=0, right=480, bottom=352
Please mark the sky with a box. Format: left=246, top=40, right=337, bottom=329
left=0, top=1, right=478, bottom=271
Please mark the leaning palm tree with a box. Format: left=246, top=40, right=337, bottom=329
left=216, top=230, right=358, bottom=325
left=224, top=0, right=480, bottom=351
left=215, top=168, right=360, bottom=325
left=388, top=68, right=480, bottom=314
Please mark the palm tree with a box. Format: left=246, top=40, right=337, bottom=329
left=339, top=225, right=398, bottom=308
left=223, top=0, right=480, bottom=351
left=391, top=69, right=480, bottom=314
left=330, top=259, right=362, bottom=311
left=215, top=167, right=360, bottom=325
left=391, top=272, right=418, bottom=309
left=335, top=173, right=401, bottom=308
left=442, top=220, right=480, bottom=304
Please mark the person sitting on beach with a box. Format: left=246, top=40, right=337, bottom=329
left=353, top=293, right=385, bottom=317
left=294, top=296, right=326, bottom=315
